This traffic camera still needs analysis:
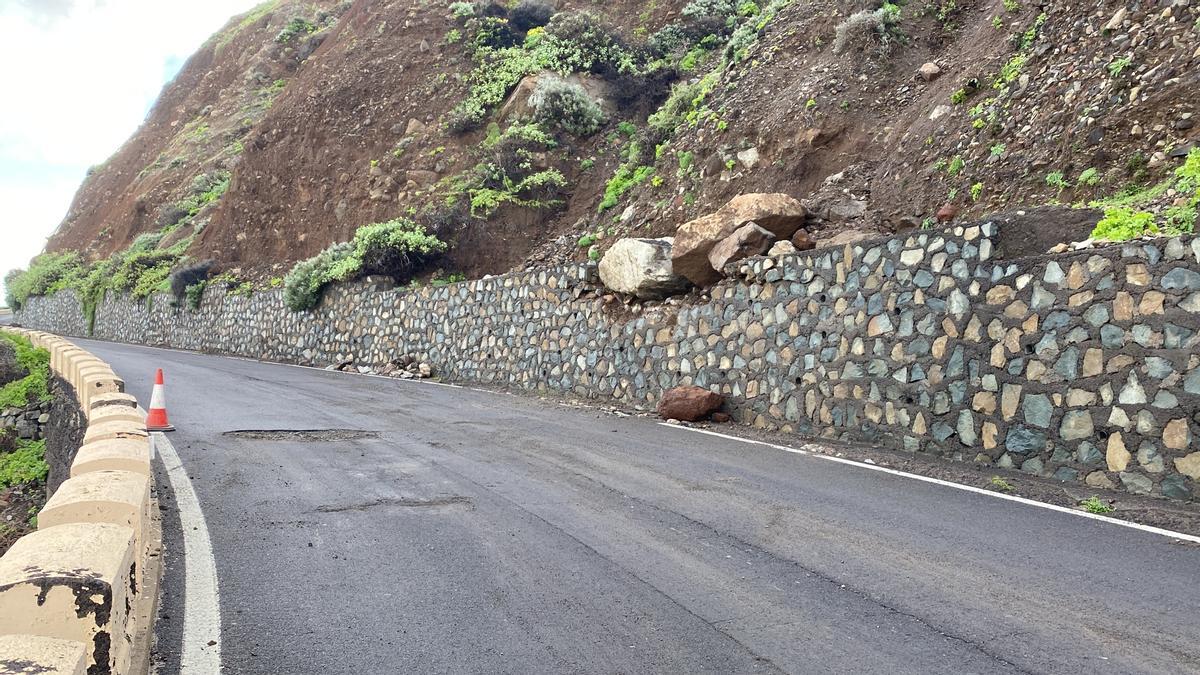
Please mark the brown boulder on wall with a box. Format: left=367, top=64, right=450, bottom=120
left=657, top=386, right=725, bottom=422
left=791, top=228, right=816, bottom=250
left=937, top=203, right=960, bottom=223
left=708, top=223, right=775, bottom=273
left=673, top=193, right=807, bottom=285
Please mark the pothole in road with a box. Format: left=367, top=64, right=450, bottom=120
left=222, top=429, right=380, bottom=441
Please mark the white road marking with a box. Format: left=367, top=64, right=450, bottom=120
left=660, top=423, right=1200, bottom=545
left=153, top=433, right=222, bottom=673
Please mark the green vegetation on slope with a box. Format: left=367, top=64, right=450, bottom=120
left=0, top=439, right=48, bottom=490
left=284, top=218, right=447, bottom=312
left=0, top=334, right=50, bottom=410
left=4, top=170, right=232, bottom=328
left=1089, top=148, right=1200, bottom=241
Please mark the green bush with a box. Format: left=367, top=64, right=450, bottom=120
left=276, top=17, right=316, bottom=44
left=599, top=164, right=655, bottom=211
left=1176, top=148, right=1200, bottom=194
left=110, top=249, right=179, bottom=299
left=538, top=12, right=635, bottom=76
left=351, top=219, right=449, bottom=278
left=448, top=122, right=567, bottom=217
left=530, top=77, right=606, bottom=136
left=1091, top=207, right=1158, bottom=242
left=0, top=439, right=48, bottom=489
left=509, top=0, right=554, bottom=32
left=0, top=334, right=50, bottom=409
left=283, top=243, right=354, bottom=312
left=833, top=4, right=904, bottom=55
left=283, top=220, right=447, bottom=311
left=682, top=0, right=738, bottom=21
left=449, top=1, right=476, bottom=19
left=448, top=47, right=544, bottom=132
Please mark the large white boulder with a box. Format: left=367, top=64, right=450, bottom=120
left=598, top=237, right=692, bottom=299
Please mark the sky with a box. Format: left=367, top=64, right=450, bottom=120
left=0, top=0, right=262, bottom=303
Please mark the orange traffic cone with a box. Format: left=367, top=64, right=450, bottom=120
left=146, top=368, right=175, bottom=432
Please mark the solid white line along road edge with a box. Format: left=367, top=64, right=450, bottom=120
left=153, top=432, right=222, bottom=674
left=660, top=422, right=1200, bottom=545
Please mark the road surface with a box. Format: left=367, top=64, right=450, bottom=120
left=78, top=338, right=1200, bottom=675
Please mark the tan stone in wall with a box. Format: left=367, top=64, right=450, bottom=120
left=1107, top=433, right=1131, bottom=472
left=1138, top=291, right=1165, bottom=316
left=1163, top=419, right=1191, bottom=450
left=1176, top=453, right=1200, bottom=480
left=1113, top=292, right=1134, bottom=321
left=1126, top=264, right=1150, bottom=286
left=1001, top=384, right=1022, bottom=420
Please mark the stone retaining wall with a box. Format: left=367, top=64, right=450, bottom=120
left=1, top=398, right=49, bottom=442
left=15, top=224, right=1200, bottom=501
left=0, top=329, right=158, bottom=675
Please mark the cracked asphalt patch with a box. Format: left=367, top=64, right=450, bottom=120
left=315, top=496, right=474, bottom=513
left=222, top=429, right=379, bottom=441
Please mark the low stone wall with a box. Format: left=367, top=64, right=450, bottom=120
left=0, top=329, right=157, bottom=675
left=1, top=399, right=49, bottom=442
left=15, top=224, right=1200, bottom=501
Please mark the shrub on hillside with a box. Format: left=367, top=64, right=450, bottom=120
left=283, top=220, right=447, bottom=312
left=833, top=4, right=903, bottom=55
left=530, top=77, right=607, bottom=136
left=351, top=219, right=449, bottom=279
left=109, top=249, right=178, bottom=299
left=460, top=123, right=567, bottom=217
left=276, top=17, right=317, bottom=44
left=1090, top=208, right=1158, bottom=242
left=509, top=0, right=555, bottom=32
left=682, top=0, right=738, bottom=21
left=169, top=259, right=214, bottom=304
left=449, top=1, right=476, bottom=19
left=129, top=231, right=166, bottom=253
left=540, top=12, right=635, bottom=78
left=283, top=243, right=353, bottom=312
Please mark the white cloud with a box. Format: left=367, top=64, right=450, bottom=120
left=0, top=0, right=262, bottom=302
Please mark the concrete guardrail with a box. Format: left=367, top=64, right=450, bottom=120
left=0, top=328, right=160, bottom=675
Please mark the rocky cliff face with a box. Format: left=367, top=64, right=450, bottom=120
left=40, top=0, right=1200, bottom=282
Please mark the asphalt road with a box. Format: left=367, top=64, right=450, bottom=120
left=78, top=338, right=1200, bottom=675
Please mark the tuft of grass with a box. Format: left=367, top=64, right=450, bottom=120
left=1106, top=56, right=1132, bottom=78
left=1045, top=170, right=1069, bottom=191
left=988, top=476, right=1014, bottom=493
left=1081, top=496, right=1114, bottom=514
left=946, top=156, right=965, bottom=177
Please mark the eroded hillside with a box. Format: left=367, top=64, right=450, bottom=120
left=17, top=0, right=1200, bottom=300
